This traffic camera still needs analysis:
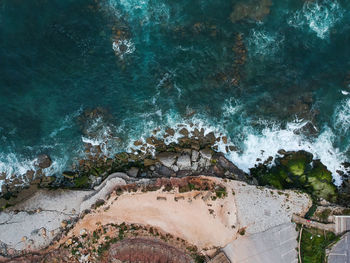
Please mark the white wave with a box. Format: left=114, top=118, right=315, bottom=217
left=226, top=123, right=344, bottom=185
left=247, top=29, right=284, bottom=57
left=287, top=0, right=344, bottom=39
left=222, top=97, right=241, bottom=117
left=341, top=90, right=349, bottom=95
left=0, top=153, right=36, bottom=178
left=334, top=97, right=350, bottom=133
left=49, top=108, right=82, bottom=138
left=106, top=0, right=169, bottom=25
left=112, top=39, right=136, bottom=59
left=126, top=112, right=345, bottom=185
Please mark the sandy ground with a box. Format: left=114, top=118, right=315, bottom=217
left=71, top=187, right=238, bottom=249
left=66, top=177, right=311, bottom=251
left=0, top=175, right=312, bottom=260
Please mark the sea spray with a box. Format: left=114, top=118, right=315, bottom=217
left=287, top=0, right=344, bottom=39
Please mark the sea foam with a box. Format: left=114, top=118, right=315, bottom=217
left=288, top=0, right=344, bottom=39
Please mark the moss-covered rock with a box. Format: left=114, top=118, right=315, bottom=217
left=250, top=150, right=337, bottom=202
left=73, top=175, right=90, bottom=189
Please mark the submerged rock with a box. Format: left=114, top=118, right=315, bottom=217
left=230, top=0, right=272, bottom=23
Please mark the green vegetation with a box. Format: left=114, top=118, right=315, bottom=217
left=317, top=209, right=332, bottom=222
left=250, top=151, right=337, bottom=202
left=299, top=227, right=339, bottom=263
left=215, top=186, right=227, bottom=198
left=73, top=175, right=89, bottom=188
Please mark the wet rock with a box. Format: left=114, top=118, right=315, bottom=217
left=144, top=159, right=156, bottom=167
left=127, top=167, right=139, bottom=177
left=222, top=136, right=228, bottom=144
left=0, top=172, right=6, bottom=180
left=230, top=0, right=272, bottom=23
left=39, top=176, right=55, bottom=188
left=202, top=132, right=216, bottom=146
left=133, top=140, right=143, bottom=146
left=36, top=154, right=52, bottom=169
left=177, top=154, right=191, bottom=170
left=293, top=122, right=318, bottom=136
left=179, top=128, right=189, bottom=137
left=25, top=170, right=35, bottom=181
left=157, top=152, right=177, bottom=168
left=200, top=148, right=213, bottom=160
left=217, top=155, right=246, bottom=179
left=62, top=171, right=76, bottom=179
left=165, top=128, right=175, bottom=136
left=193, top=128, right=204, bottom=138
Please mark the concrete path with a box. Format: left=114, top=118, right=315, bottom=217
left=0, top=173, right=130, bottom=258
left=292, top=214, right=335, bottom=232
left=328, top=232, right=350, bottom=263
left=223, top=223, right=299, bottom=263
left=335, top=216, right=350, bottom=234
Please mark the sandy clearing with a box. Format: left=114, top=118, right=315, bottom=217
left=60, top=177, right=311, bottom=252
left=72, top=188, right=238, bottom=249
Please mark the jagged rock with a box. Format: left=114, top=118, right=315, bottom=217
left=217, top=155, right=246, bottom=179
left=179, top=128, right=189, bottom=137
left=156, top=166, right=174, bottom=177
left=191, top=162, right=199, bottom=171
left=200, top=148, right=213, bottom=160
left=0, top=172, right=6, bottom=180
left=62, top=171, right=76, bottom=179
left=230, top=0, right=272, bottom=23
left=198, top=157, right=208, bottom=169
left=39, top=176, right=55, bottom=187
left=157, top=152, right=177, bottom=168
left=36, top=154, right=52, bottom=169
left=171, top=165, right=179, bottom=172
left=25, top=170, right=35, bottom=181
left=176, top=154, right=191, bottom=170
left=127, top=167, right=139, bottom=177
left=133, top=140, right=143, bottom=146
left=165, top=128, right=175, bottom=136
left=191, top=150, right=199, bottom=162
left=144, top=159, right=156, bottom=167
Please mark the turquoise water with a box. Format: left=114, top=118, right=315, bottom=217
left=1, top=0, right=350, bottom=184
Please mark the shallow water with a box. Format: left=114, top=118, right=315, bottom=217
left=1, top=0, right=350, bottom=184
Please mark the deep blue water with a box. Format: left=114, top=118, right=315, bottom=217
left=1, top=0, right=350, bottom=184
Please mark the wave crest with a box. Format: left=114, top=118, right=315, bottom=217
left=287, top=0, right=344, bottom=39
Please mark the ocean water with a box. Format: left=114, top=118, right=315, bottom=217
left=1, top=0, right=350, bottom=185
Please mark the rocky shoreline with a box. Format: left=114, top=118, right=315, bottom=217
left=0, top=125, right=350, bottom=262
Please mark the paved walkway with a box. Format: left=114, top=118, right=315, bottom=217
left=328, top=232, right=350, bottom=263
left=292, top=214, right=335, bottom=232
left=335, top=216, right=350, bottom=234
left=222, top=223, right=298, bottom=263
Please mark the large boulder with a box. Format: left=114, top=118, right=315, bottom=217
left=36, top=155, right=52, bottom=169
left=176, top=154, right=191, bottom=170
left=157, top=152, right=177, bottom=168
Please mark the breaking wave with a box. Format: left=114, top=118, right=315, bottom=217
left=247, top=28, right=284, bottom=57
left=287, top=0, right=344, bottom=39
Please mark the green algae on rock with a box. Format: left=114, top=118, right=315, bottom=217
left=250, top=150, right=337, bottom=202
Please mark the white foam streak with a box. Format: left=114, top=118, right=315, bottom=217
left=247, top=29, right=284, bottom=57
left=334, top=98, right=350, bottom=133
left=288, top=0, right=344, bottom=39
left=227, top=124, right=343, bottom=185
